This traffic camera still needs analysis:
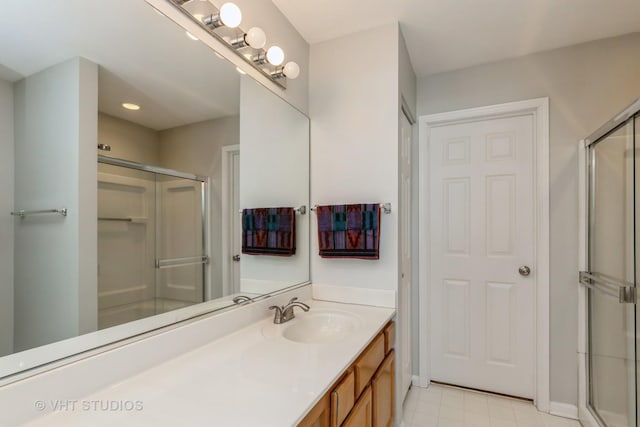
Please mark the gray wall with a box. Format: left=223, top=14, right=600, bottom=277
left=0, top=79, right=14, bottom=357
left=13, top=57, right=98, bottom=351
left=415, top=31, right=640, bottom=406
left=399, top=28, right=417, bottom=120
left=98, top=113, right=161, bottom=165
left=159, top=115, right=240, bottom=299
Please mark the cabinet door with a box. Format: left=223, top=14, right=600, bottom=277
left=372, top=350, right=395, bottom=427
left=331, top=370, right=355, bottom=427
left=342, top=386, right=372, bottom=427
left=299, top=393, right=330, bottom=427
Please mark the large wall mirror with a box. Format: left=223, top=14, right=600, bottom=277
left=0, top=0, right=309, bottom=379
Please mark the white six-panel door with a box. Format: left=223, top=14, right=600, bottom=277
left=429, top=115, right=535, bottom=398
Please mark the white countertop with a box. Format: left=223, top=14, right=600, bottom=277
left=22, top=300, right=395, bottom=427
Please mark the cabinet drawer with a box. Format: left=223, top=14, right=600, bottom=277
left=354, top=333, right=385, bottom=397
left=383, top=322, right=395, bottom=354
left=342, top=386, right=372, bottom=427
left=331, top=370, right=355, bottom=427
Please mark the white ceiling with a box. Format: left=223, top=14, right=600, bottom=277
left=271, top=0, right=640, bottom=76
left=0, top=0, right=241, bottom=131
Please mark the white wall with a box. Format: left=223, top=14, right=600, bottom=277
left=13, top=57, right=98, bottom=352
left=416, top=32, right=640, bottom=406
left=309, top=24, right=399, bottom=291
left=239, top=77, right=310, bottom=289
left=159, top=115, right=240, bottom=299
left=0, top=79, right=14, bottom=357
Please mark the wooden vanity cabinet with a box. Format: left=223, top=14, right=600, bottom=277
left=299, top=393, right=330, bottom=427
left=342, top=386, right=373, bottom=427
left=331, top=371, right=356, bottom=426
left=298, top=321, right=395, bottom=427
left=372, top=350, right=395, bottom=427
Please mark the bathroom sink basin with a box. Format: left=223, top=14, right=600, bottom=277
left=282, top=311, right=361, bottom=343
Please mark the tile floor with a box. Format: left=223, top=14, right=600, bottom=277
left=402, top=384, right=583, bottom=427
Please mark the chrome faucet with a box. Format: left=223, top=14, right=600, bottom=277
left=269, top=297, right=310, bottom=324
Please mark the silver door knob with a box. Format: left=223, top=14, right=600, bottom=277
left=232, top=254, right=240, bottom=262
left=518, top=266, right=531, bottom=277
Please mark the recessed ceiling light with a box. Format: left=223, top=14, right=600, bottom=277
left=122, top=103, right=141, bottom=111
left=186, top=31, right=199, bottom=41
left=236, top=67, right=246, bottom=75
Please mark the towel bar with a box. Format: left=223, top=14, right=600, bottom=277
left=238, top=206, right=307, bottom=215
left=11, top=208, right=68, bottom=218
left=310, top=203, right=392, bottom=214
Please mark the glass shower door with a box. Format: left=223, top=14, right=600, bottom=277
left=97, top=159, right=208, bottom=329
left=586, top=120, right=637, bottom=427
left=98, top=163, right=158, bottom=329
left=154, top=174, right=207, bottom=313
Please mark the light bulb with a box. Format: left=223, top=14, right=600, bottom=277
left=283, top=61, right=300, bottom=79
left=219, top=2, right=241, bottom=28
left=266, top=46, right=284, bottom=66
left=245, top=27, right=266, bottom=49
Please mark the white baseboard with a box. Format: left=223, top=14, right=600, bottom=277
left=412, top=375, right=429, bottom=388
left=311, top=284, right=396, bottom=308
left=550, top=402, right=579, bottom=420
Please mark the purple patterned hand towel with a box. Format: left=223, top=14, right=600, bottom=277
left=242, top=207, right=296, bottom=256
left=316, top=204, right=381, bottom=259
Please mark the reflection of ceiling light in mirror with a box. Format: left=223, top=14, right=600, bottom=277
left=266, top=46, right=284, bottom=66
left=186, top=31, right=199, bottom=41
left=219, top=3, right=242, bottom=28
left=236, top=67, right=246, bottom=75
left=122, top=103, right=141, bottom=111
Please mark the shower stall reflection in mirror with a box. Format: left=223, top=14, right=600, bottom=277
left=97, top=156, right=208, bottom=330
left=578, top=100, right=640, bottom=427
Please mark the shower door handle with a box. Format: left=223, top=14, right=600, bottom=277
left=155, top=256, right=210, bottom=269
left=579, top=271, right=636, bottom=304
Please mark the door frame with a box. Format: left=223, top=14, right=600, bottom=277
left=221, top=144, right=240, bottom=296
left=576, top=140, right=601, bottom=427
left=417, top=98, right=550, bottom=412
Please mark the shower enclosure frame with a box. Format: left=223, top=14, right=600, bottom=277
left=578, top=99, right=640, bottom=427
left=97, top=155, right=210, bottom=302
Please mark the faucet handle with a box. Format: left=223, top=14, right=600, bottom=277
left=287, top=297, right=298, bottom=305
left=269, top=305, right=284, bottom=324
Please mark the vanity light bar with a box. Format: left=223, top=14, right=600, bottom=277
left=238, top=206, right=307, bottom=215
left=310, top=203, right=392, bottom=215
left=167, top=0, right=300, bottom=89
